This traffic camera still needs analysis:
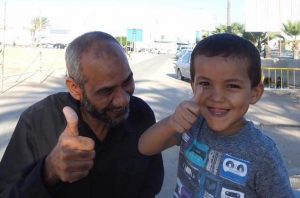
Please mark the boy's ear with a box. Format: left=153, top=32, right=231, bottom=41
left=250, top=83, right=264, bottom=104
left=66, top=77, right=82, bottom=101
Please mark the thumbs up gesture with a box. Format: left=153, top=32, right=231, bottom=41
left=168, top=85, right=203, bottom=133
left=43, top=106, right=95, bottom=186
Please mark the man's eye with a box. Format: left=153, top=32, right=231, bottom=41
left=123, top=77, right=133, bottom=86
left=98, top=88, right=113, bottom=96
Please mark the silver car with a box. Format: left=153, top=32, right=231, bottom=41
left=174, top=50, right=192, bottom=80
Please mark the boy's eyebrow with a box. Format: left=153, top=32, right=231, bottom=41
left=196, top=76, right=246, bottom=83
left=225, top=78, right=245, bottom=83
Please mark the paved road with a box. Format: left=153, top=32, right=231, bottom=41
left=0, top=53, right=299, bottom=196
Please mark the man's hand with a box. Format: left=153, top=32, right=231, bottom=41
left=43, top=106, right=95, bottom=186
left=168, top=85, right=203, bottom=133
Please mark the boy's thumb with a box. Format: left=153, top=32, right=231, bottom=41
left=192, top=85, right=203, bottom=103
left=63, top=106, right=79, bottom=137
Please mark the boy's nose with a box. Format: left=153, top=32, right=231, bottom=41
left=210, top=88, right=225, bottom=102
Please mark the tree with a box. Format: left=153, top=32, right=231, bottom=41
left=212, top=22, right=244, bottom=36
left=231, top=22, right=244, bottom=36
left=212, top=24, right=227, bottom=34
left=282, top=20, right=300, bottom=58
left=242, top=32, right=267, bottom=52
left=116, top=36, right=128, bottom=47
left=212, top=23, right=282, bottom=53
left=30, top=16, right=49, bottom=44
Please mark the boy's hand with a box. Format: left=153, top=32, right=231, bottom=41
left=44, top=106, right=95, bottom=186
left=168, top=86, right=203, bottom=133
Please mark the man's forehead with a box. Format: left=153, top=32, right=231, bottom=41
left=84, top=40, right=123, bottom=59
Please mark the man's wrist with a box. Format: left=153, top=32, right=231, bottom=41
left=43, top=154, right=59, bottom=187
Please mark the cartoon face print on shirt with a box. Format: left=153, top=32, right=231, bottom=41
left=219, top=154, right=250, bottom=186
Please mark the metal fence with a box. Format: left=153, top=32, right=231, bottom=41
left=262, top=67, right=300, bottom=89
left=0, top=46, right=66, bottom=94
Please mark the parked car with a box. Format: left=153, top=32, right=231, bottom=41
left=53, top=43, right=67, bottom=49
left=174, top=50, right=192, bottom=80
left=175, top=49, right=191, bottom=59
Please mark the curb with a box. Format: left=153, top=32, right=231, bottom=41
left=249, top=120, right=300, bottom=128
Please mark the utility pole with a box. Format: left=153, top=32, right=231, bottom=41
left=227, top=0, right=232, bottom=33
left=1, top=1, right=6, bottom=92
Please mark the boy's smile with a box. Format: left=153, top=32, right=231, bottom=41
left=192, top=55, right=263, bottom=135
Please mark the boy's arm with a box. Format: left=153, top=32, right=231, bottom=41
left=139, top=86, right=203, bottom=155
left=138, top=116, right=180, bottom=155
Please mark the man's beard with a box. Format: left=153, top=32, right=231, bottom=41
left=81, top=91, right=130, bottom=127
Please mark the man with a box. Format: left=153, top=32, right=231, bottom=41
left=0, top=31, right=164, bottom=198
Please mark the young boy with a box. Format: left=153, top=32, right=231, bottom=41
left=139, top=33, right=294, bottom=197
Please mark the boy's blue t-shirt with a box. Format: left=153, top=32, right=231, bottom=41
left=174, top=117, right=294, bottom=198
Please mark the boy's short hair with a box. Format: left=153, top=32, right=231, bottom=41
left=190, top=33, right=261, bottom=88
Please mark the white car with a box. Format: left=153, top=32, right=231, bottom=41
left=174, top=50, right=192, bottom=80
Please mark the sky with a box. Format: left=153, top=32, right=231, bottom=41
left=0, top=0, right=246, bottom=43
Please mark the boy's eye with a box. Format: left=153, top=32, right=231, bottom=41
left=199, top=82, right=209, bottom=87
left=227, top=84, right=240, bottom=89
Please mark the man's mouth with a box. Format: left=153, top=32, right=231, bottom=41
left=109, top=107, right=128, bottom=116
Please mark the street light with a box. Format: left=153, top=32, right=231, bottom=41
left=1, top=1, right=6, bottom=92
left=227, top=0, right=232, bottom=33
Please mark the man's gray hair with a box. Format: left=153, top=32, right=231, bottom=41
left=65, top=31, right=120, bottom=86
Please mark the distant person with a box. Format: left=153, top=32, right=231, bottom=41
left=0, top=31, right=164, bottom=198
left=263, top=42, right=271, bottom=58
left=276, top=76, right=282, bottom=88
left=139, top=33, right=294, bottom=197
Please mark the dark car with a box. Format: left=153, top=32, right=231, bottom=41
left=53, top=43, right=67, bottom=49
left=174, top=50, right=192, bottom=80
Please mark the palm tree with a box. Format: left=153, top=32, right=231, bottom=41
left=242, top=32, right=268, bottom=52
left=30, top=16, right=49, bottom=44
left=282, top=20, right=300, bottom=59
left=242, top=32, right=281, bottom=52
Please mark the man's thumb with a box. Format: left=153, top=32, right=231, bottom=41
left=63, top=106, right=79, bottom=136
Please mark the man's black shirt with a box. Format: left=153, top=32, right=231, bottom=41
left=0, top=92, right=164, bottom=198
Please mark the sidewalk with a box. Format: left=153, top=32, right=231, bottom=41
left=246, top=90, right=300, bottom=127
left=128, top=52, right=158, bottom=65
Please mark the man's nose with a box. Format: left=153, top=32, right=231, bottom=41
left=112, top=88, right=130, bottom=107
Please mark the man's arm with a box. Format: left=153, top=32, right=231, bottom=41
left=0, top=106, right=95, bottom=198
left=140, top=153, right=164, bottom=198
left=0, top=118, right=52, bottom=198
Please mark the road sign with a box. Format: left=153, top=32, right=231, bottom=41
left=127, top=29, right=143, bottom=42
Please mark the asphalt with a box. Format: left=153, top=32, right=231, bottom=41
left=0, top=53, right=300, bottom=196
left=246, top=89, right=300, bottom=127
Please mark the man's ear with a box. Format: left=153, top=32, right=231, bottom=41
left=250, top=83, right=264, bottom=104
left=66, top=77, right=82, bottom=101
